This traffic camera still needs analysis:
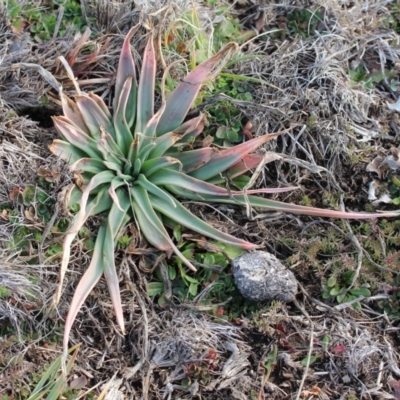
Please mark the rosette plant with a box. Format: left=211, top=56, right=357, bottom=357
left=51, top=27, right=397, bottom=355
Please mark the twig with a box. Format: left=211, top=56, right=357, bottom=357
left=293, top=299, right=314, bottom=400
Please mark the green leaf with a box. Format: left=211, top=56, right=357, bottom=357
left=322, top=290, right=331, bottom=299
left=48, top=140, right=87, bottom=164
left=147, top=282, right=164, bottom=296
left=336, top=293, right=347, bottom=303
left=113, top=25, right=138, bottom=126
left=102, top=190, right=131, bottom=334
left=301, top=354, right=318, bottom=366
left=189, top=282, right=198, bottom=296
left=113, top=77, right=134, bottom=154
left=156, top=43, right=238, bottom=136
left=149, top=194, right=257, bottom=249
left=169, top=265, right=177, bottom=280
left=329, top=287, right=340, bottom=296
left=327, top=276, right=336, bottom=288
left=136, top=38, right=156, bottom=133
left=349, top=287, right=371, bottom=297
left=63, top=225, right=107, bottom=356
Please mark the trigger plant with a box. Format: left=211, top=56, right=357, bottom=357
left=50, top=26, right=398, bottom=358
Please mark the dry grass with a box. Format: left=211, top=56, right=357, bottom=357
left=1, top=0, right=400, bottom=398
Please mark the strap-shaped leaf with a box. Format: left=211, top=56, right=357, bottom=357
left=70, top=158, right=106, bottom=175
left=88, top=92, right=112, bottom=119
left=173, top=114, right=206, bottom=146
left=60, top=92, right=89, bottom=134
left=131, top=186, right=197, bottom=271
left=102, top=189, right=131, bottom=336
left=53, top=186, right=112, bottom=306
left=155, top=43, right=238, bottom=136
left=166, top=148, right=217, bottom=173
left=141, top=156, right=181, bottom=177
left=136, top=37, right=156, bottom=134
left=189, top=132, right=284, bottom=181
left=166, top=189, right=400, bottom=219
left=147, top=131, right=181, bottom=159
left=76, top=170, right=116, bottom=229
left=76, top=94, right=116, bottom=140
left=48, top=140, right=86, bottom=164
left=149, top=193, right=258, bottom=250
left=130, top=187, right=172, bottom=253
left=207, top=153, right=264, bottom=184
left=136, top=174, right=176, bottom=208
left=53, top=116, right=101, bottom=159
left=113, top=77, right=134, bottom=154
left=63, top=224, right=106, bottom=356
left=109, top=177, right=127, bottom=211
left=150, top=168, right=292, bottom=197
left=113, top=25, right=139, bottom=126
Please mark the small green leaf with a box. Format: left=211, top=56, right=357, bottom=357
left=301, top=354, right=318, bottom=366
left=327, top=276, right=336, bottom=288
left=322, top=290, right=331, bottom=299
left=203, top=254, right=215, bottom=265
left=189, top=282, right=198, bottom=296
left=168, top=265, right=177, bottom=280
left=393, top=197, right=400, bottom=205
left=147, top=282, right=164, bottom=297
left=329, top=287, right=340, bottom=296
left=173, top=224, right=181, bottom=241
left=350, top=287, right=371, bottom=297
left=336, top=293, right=347, bottom=303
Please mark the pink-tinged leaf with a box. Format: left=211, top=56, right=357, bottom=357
left=53, top=187, right=112, bottom=307
left=131, top=186, right=197, bottom=271
left=88, top=92, right=111, bottom=119
left=113, top=77, right=134, bottom=154
left=228, top=153, right=264, bottom=178
left=102, top=190, right=131, bottom=336
left=63, top=225, right=106, bottom=356
left=53, top=116, right=101, bottom=159
left=149, top=193, right=258, bottom=250
left=190, top=132, right=285, bottom=181
left=136, top=37, right=156, bottom=133
left=113, top=25, right=139, bottom=126
left=100, top=126, right=124, bottom=156
left=142, top=102, right=166, bottom=138
left=48, top=140, right=86, bottom=164
left=155, top=43, right=238, bottom=136
left=60, top=92, right=89, bottom=134
left=151, top=168, right=297, bottom=196
left=174, top=114, right=206, bottom=145
left=78, top=170, right=115, bottom=223
left=207, top=153, right=264, bottom=185
left=148, top=131, right=181, bottom=159
left=149, top=115, right=206, bottom=159
left=166, top=148, right=217, bottom=173
left=167, top=190, right=400, bottom=220
left=331, top=344, right=346, bottom=354
left=76, top=94, right=115, bottom=140
left=141, top=156, right=181, bottom=177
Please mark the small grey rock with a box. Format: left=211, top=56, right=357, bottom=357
left=233, top=251, right=298, bottom=302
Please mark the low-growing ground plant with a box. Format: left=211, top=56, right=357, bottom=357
left=5, top=0, right=92, bottom=41
left=48, top=25, right=400, bottom=365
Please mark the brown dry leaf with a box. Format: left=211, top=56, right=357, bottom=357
left=301, top=385, right=322, bottom=398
